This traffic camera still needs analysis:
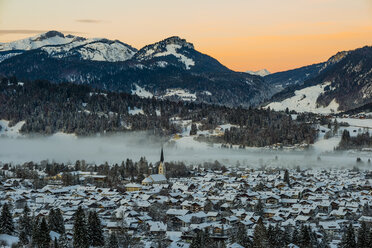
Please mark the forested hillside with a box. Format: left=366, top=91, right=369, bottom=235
left=0, top=77, right=316, bottom=146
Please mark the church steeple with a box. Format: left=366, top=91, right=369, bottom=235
left=160, top=147, right=164, bottom=163
left=158, top=148, right=165, bottom=175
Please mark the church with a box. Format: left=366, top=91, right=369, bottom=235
left=142, top=148, right=167, bottom=186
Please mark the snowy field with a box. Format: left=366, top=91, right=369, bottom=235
left=267, top=82, right=339, bottom=114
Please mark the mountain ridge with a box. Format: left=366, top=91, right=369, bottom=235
left=0, top=31, right=271, bottom=107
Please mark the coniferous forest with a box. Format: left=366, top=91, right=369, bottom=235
left=0, top=77, right=316, bottom=147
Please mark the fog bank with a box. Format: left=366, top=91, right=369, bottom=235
left=0, top=132, right=370, bottom=168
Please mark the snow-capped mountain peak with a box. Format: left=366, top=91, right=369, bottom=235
left=245, top=69, right=271, bottom=77
left=0, top=30, right=137, bottom=62
left=0, top=30, right=77, bottom=52
left=134, top=36, right=196, bottom=69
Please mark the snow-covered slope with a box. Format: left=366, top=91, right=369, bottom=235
left=0, top=31, right=137, bottom=62
left=266, top=82, right=339, bottom=114
left=134, top=36, right=195, bottom=70
left=131, top=84, right=153, bottom=98
left=0, top=31, right=75, bottom=51
left=246, top=69, right=270, bottom=77
left=0, top=120, right=25, bottom=137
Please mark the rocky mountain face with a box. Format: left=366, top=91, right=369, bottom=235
left=0, top=31, right=271, bottom=107
left=266, top=47, right=372, bottom=113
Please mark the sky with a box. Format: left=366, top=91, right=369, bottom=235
left=0, top=0, right=371, bottom=73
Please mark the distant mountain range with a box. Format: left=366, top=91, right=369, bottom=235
left=0, top=31, right=371, bottom=112
left=0, top=31, right=271, bottom=107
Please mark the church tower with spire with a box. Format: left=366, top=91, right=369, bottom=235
left=158, top=148, right=165, bottom=175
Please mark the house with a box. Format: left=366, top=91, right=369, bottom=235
left=125, top=183, right=142, bottom=192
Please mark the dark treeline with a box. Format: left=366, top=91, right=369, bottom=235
left=0, top=202, right=129, bottom=248
left=0, top=77, right=316, bottom=146
left=337, top=130, right=372, bottom=150
left=1, top=157, right=192, bottom=189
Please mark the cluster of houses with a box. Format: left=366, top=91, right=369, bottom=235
left=1, top=165, right=372, bottom=247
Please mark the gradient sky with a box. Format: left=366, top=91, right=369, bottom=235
left=0, top=0, right=371, bottom=73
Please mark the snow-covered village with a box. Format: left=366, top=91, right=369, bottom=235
left=2, top=1, right=372, bottom=247
left=0, top=145, right=372, bottom=248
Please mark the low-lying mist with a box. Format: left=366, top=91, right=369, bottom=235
left=0, top=132, right=370, bottom=169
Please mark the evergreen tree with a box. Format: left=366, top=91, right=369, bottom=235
left=58, top=233, right=70, bottom=248
left=190, top=123, right=198, bottom=135
left=254, top=199, right=264, bottom=217
left=88, top=211, right=104, bottom=247
left=284, top=170, right=290, bottom=187
left=236, top=224, right=251, bottom=247
left=48, top=208, right=56, bottom=230
left=341, top=223, right=356, bottom=248
left=299, top=225, right=311, bottom=248
left=73, top=206, right=89, bottom=248
left=31, top=217, right=40, bottom=247
left=49, top=208, right=65, bottom=234
left=281, top=226, right=291, bottom=247
left=319, top=235, right=330, bottom=248
left=267, top=224, right=278, bottom=248
left=55, top=208, right=65, bottom=234
left=38, top=217, right=51, bottom=248
left=18, top=204, right=31, bottom=245
left=19, top=229, right=29, bottom=246
left=357, top=222, right=368, bottom=248
left=291, top=228, right=300, bottom=246
left=0, top=203, right=14, bottom=235
left=106, top=232, right=119, bottom=248
left=252, top=220, right=267, bottom=248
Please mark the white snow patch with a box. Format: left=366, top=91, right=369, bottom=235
left=202, top=91, right=212, bottom=96
left=0, top=234, right=19, bottom=246
left=0, top=120, right=25, bottom=138
left=164, top=89, right=196, bottom=101
left=313, top=136, right=341, bottom=152
left=245, top=69, right=270, bottom=77
left=335, top=118, right=372, bottom=129
left=156, top=61, right=168, bottom=68
left=131, top=84, right=153, bottom=98
left=154, top=44, right=195, bottom=69
left=267, top=82, right=339, bottom=114
left=128, top=107, right=144, bottom=115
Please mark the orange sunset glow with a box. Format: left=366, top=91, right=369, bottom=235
left=0, top=0, right=371, bottom=73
